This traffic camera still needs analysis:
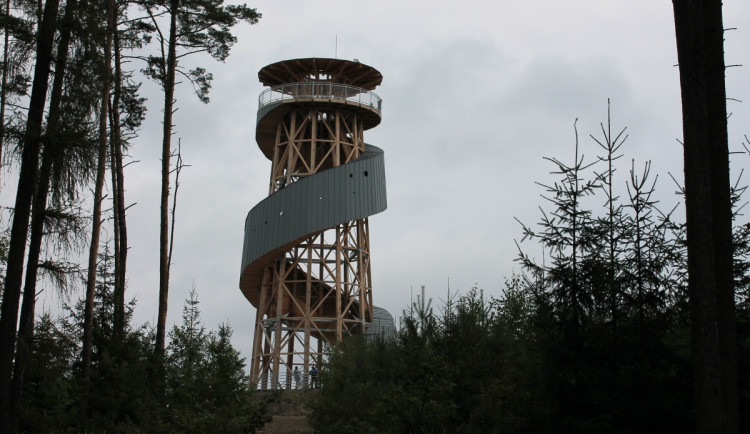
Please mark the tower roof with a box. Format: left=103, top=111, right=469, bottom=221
left=258, top=57, right=383, bottom=90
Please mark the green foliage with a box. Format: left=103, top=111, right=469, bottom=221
left=310, top=110, right=750, bottom=433
left=1, top=0, right=262, bottom=430
left=515, top=111, right=692, bottom=432
left=516, top=119, right=602, bottom=328
left=310, top=278, right=696, bottom=433
left=163, top=289, right=265, bottom=433
left=140, top=0, right=261, bottom=102
left=18, top=273, right=269, bottom=432
left=164, top=288, right=210, bottom=429
left=18, top=313, right=77, bottom=431
left=311, top=286, right=544, bottom=433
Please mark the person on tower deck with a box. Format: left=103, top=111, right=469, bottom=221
left=310, top=365, right=318, bottom=389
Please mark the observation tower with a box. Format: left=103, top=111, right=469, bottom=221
left=240, top=58, right=389, bottom=389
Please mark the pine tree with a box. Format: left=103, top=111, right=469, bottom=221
left=137, top=0, right=260, bottom=356
left=0, top=1, right=61, bottom=428
left=82, top=0, right=114, bottom=402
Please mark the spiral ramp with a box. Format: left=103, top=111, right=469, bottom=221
left=239, top=139, right=387, bottom=307
left=241, top=59, right=390, bottom=388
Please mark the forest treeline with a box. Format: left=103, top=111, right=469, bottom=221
left=0, top=0, right=261, bottom=431
left=7, top=109, right=748, bottom=433
left=0, top=0, right=744, bottom=432
left=19, top=262, right=273, bottom=432
left=311, top=113, right=750, bottom=433
left=316, top=3, right=744, bottom=432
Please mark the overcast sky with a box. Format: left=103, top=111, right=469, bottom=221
left=19, top=0, right=750, bottom=362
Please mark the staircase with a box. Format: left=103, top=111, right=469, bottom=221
left=257, top=390, right=315, bottom=434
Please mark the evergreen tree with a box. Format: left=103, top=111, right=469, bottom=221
left=203, top=323, right=261, bottom=432
left=164, top=288, right=266, bottom=433
left=109, top=1, right=151, bottom=339
left=0, top=0, right=261, bottom=429
left=0, top=0, right=37, bottom=184
left=9, top=0, right=90, bottom=427
left=137, top=0, right=260, bottom=356
left=516, top=119, right=601, bottom=330
left=515, top=110, right=691, bottom=432
left=82, top=0, right=114, bottom=401
left=0, top=1, right=61, bottom=428
left=310, top=110, right=716, bottom=433
left=17, top=313, right=77, bottom=432
left=82, top=246, right=159, bottom=431
left=165, top=287, right=209, bottom=429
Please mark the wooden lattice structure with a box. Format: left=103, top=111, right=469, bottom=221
left=240, top=58, right=386, bottom=389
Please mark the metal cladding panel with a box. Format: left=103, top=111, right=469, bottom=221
left=366, top=306, right=396, bottom=340
left=241, top=144, right=387, bottom=275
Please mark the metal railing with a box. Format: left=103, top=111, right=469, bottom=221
left=253, top=370, right=322, bottom=391
left=258, top=81, right=382, bottom=113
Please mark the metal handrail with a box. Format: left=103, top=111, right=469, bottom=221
left=258, top=81, right=382, bottom=113
left=253, top=370, right=322, bottom=391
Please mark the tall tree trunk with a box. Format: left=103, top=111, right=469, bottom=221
left=703, top=3, right=739, bottom=432
left=9, top=155, right=52, bottom=434
left=672, top=1, right=739, bottom=432
left=0, top=0, right=12, bottom=188
left=110, top=3, right=127, bottom=339
left=82, top=0, right=113, bottom=405
left=156, top=0, right=178, bottom=356
left=109, top=127, right=122, bottom=330
left=0, top=0, right=60, bottom=429
left=7, top=1, right=75, bottom=430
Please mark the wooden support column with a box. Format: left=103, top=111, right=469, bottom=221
left=334, top=111, right=341, bottom=167
left=353, top=118, right=360, bottom=159
left=285, top=112, right=297, bottom=185
left=272, top=260, right=286, bottom=388
left=311, top=109, right=317, bottom=170
left=335, top=225, right=343, bottom=341
left=365, top=219, right=373, bottom=321
left=286, top=329, right=295, bottom=389
left=251, top=268, right=271, bottom=383
left=304, top=237, right=312, bottom=375
left=270, top=123, right=282, bottom=193
left=261, top=337, right=271, bottom=390
left=358, top=219, right=366, bottom=329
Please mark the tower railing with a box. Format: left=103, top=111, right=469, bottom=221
left=258, top=81, right=382, bottom=112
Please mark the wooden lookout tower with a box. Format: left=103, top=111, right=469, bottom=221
left=240, top=58, right=388, bottom=389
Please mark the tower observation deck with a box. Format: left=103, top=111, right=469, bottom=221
left=240, top=58, right=389, bottom=389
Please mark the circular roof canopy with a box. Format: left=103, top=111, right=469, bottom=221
left=258, top=57, right=383, bottom=90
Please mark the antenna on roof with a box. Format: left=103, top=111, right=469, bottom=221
left=335, top=35, right=338, bottom=59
